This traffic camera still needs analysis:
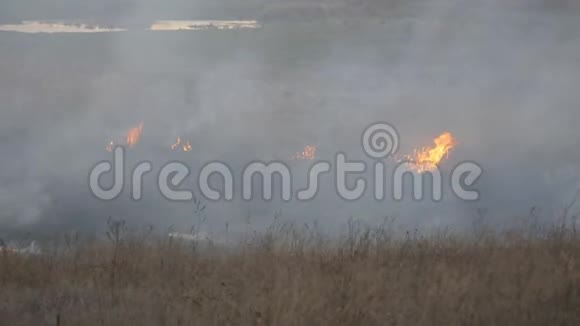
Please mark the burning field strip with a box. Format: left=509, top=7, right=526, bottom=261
left=104, top=120, right=457, bottom=173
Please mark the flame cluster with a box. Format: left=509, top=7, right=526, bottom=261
left=171, top=137, right=192, bottom=152
left=105, top=123, right=197, bottom=152
left=293, top=145, right=317, bottom=160
left=402, top=132, right=457, bottom=173
left=104, top=125, right=457, bottom=171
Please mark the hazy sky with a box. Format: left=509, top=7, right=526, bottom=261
left=1, top=0, right=579, bottom=238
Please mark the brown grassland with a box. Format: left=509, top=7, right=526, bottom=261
left=1, top=221, right=580, bottom=326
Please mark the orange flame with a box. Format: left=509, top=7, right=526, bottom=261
left=293, top=145, right=317, bottom=160
left=182, top=141, right=192, bottom=152
left=171, top=137, right=181, bottom=150
left=404, top=132, right=457, bottom=173
left=126, top=122, right=144, bottom=148
left=171, top=137, right=193, bottom=152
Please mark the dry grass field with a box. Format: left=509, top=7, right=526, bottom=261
left=1, top=221, right=580, bottom=326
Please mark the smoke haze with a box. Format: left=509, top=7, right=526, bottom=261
left=1, top=0, right=579, bottom=238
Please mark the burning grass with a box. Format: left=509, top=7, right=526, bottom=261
left=1, top=224, right=580, bottom=325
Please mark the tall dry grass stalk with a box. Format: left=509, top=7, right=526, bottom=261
left=1, top=222, right=580, bottom=325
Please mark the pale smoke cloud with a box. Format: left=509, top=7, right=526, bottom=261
left=0, top=182, right=51, bottom=225
left=0, top=0, right=579, bottom=235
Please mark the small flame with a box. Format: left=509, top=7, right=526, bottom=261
left=171, top=137, right=181, bottom=150
left=403, top=132, right=457, bottom=173
left=106, top=141, right=115, bottom=152
left=126, top=122, right=144, bottom=148
left=182, top=141, right=192, bottom=152
left=293, top=145, right=317, bottom=160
